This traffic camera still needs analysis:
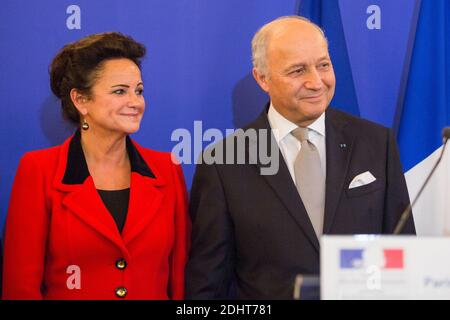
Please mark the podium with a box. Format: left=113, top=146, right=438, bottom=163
left=320, top=235, right=450, bottom=299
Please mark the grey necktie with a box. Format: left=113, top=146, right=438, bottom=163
left=292, top=127, right=325, bottom=238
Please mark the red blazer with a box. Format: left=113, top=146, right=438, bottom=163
left=2, top=132, right=191, bottom=300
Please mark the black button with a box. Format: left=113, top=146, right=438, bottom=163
left=116, top=258, right=127, bottom=270
left=115, top=287, right=127, bottom=298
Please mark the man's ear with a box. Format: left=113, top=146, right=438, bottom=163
left=252, top=67, right=270, bottom=93
left=69, top=88, right=88, bottom=116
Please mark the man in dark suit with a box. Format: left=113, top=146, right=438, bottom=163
left=185, top=16, right=415, bottom=299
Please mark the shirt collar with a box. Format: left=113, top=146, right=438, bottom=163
left=267, top=102, right=326, bottom=142
left=62, top=129, right=155, bottom=185
left=308, top=111, right=326, bottom=138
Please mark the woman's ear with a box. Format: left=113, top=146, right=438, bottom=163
left=70, top=88, right=88, bottom=116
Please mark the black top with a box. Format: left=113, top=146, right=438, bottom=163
left=97, top=188, right=130, bottom=234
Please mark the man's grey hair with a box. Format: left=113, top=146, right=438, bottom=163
left=251, top=16, right=328, bottom=76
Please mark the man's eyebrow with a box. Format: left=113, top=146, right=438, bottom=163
left=284, top=63, right=306, bottom=72
left=317, top=56, right=331, bottom=62
left=283, top=56, right=331, bottom=73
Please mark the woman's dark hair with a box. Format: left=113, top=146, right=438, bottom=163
left=50, top=32, right=146, bottom=124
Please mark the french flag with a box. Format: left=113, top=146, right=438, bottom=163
left=340, top=248, right=404, bottom=269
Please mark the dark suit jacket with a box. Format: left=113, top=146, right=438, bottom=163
left=185, top=107, right=415, bottom=299
left=3, top=131, right=191, bottom=299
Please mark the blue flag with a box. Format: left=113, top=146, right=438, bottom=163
left=299, top=0, right=360, bottom=117
left=397, top=0, right=450, bottom=235
left=299, top=0, right=450, bottom=235
left=397, top=0, right=450, bottom=171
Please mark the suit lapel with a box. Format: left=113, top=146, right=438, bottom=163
left=53, top=135, right=126, bottom=251
left=54, top=131, right=165, bottom=252
left=61, top=176, right=128, bottom=252
left=59, top=170, right=165, bottom=250
left=248, top=110, right=320, bottom=252
left=122, top=172, right=164, bottom=245
left=323, top=109, right=355, bottom=234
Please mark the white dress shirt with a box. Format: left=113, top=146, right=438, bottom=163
left=267, top=103, right=327, bottom=185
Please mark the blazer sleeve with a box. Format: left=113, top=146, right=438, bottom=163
left=3, top=153, right=50, bottom=299
left=383, top=129, right=416, bottom=234
left=185, top=160, right=236, bottom=299
left=168, top=160, right=191, bottom=300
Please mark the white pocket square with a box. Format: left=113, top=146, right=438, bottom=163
left=349, top=171, right=376, bottom=189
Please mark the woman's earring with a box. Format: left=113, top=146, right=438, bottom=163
left=82, top=118, right=89, bottom=130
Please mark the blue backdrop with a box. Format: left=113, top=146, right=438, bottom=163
left=1, top=0, right=449, bottom=234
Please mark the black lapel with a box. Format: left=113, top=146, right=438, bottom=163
left=62, top=130, right=90, bottom=184
left=62, top=130, right=155, bottom=185
left=323, top=109, right=355, bottom=234
left=246, top=105, right=320, bottom=252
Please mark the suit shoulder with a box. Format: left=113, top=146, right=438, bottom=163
left=328, top=108, right=390, bottom=134
left=13, top=144, right=63, bottom=185
left=19, top=145, right=61, bottom=168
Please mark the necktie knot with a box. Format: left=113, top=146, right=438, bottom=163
left=291, top=127, right=309, bottom=142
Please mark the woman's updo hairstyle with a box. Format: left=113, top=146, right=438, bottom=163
left=50, top=32, right=146, bottom=124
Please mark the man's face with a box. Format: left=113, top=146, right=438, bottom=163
left=254, top=21, right=336, bottom=126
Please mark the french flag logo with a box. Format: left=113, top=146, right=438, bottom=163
left=340, top=248, right=404, bottom=269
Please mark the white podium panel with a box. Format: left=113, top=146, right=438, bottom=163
left=321, top=235, right=450, bottom=299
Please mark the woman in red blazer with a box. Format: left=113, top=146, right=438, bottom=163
left=2, top=32, right=191, bottom=300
